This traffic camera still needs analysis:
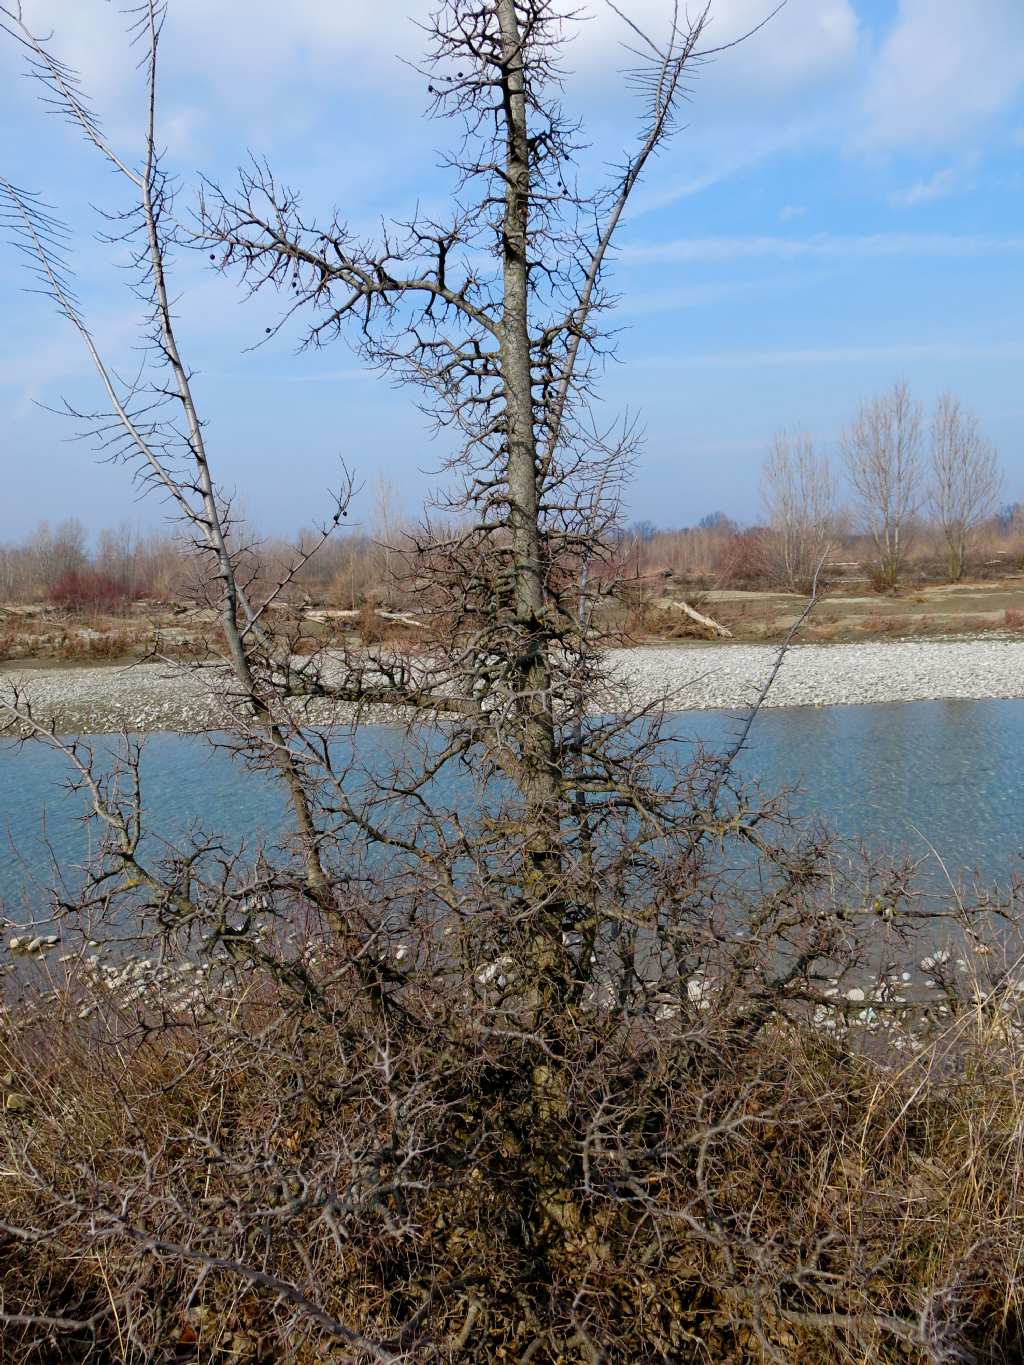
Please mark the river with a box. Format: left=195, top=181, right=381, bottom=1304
left=1, top=698, right=1021, bottom=910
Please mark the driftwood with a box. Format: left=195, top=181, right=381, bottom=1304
left=635, top=571, right=732, bottom=639
left=305, top=608, right=424, bottom=629
left=677, top=600, right=732, bottom=638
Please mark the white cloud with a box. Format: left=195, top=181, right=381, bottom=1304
left=573, top=0, right=858, bottom=92
left=890, top=167, right=960, bottom=208
left=624, top=232, right=1024, bottom=265
left=779, top=203, right=807, bottom=221
left=1, top=1, right=424, bottom=119
left=5, top=1, right=859, bottom=120
left=860, top=0, right=1024, bottom=152
left=176, top=0, right=860, bottom=93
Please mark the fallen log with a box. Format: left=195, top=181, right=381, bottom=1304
left=678, top=600, right=732, bottom=638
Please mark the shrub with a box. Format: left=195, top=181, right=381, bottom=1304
left=714, top=528, right=769, bottom=588
left=47, top=568, right=140, bottom=613
left=3, top=918, right=1024, bottom=1365
left=638, top=605, right=716, bottom=639
left=357, top=603, right=414, bottom=644
left=52, top=629, right=141, bottom=662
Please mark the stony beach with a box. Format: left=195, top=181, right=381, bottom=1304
left=3, top=638, right=1024, bottom=733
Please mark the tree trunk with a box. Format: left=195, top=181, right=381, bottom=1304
left=496, top=0, right=580, bottom=1250
left=496, top=0, right=562, bottom=897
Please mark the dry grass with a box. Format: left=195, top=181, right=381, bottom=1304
left=860, top=614, right=914, bottom=636
left=0, top=619, right=153, bottom=664
left=2, top=932, right=1024, bottom=1364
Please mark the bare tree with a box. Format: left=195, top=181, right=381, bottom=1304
left=1, top=0, right=743, bottom=1329
left=191, top=0, right=739, bottom=994
left=928, top=390, right=1002, bottom=582
left=841, top=381, right=921, bottom=588
left=760, top=431, right=835, bottom=590
left=370, top=473, right=405, bottom=608
left=8, top=5, right=1016, bottom=1364
left=25, top=517, right=88, bottom=593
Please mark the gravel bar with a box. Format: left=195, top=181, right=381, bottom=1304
left=3, top=640, right=1024, bottom=734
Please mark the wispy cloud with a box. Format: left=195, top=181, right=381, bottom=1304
left=625, top=166, right=739, bottom=221
left=779, top=204, right=807, bottom=222
left=858, top=0, right=1024, bottom=152
left=890, top=168, right=960, bottom=208
left=623, top=233, right=1024, bottom=265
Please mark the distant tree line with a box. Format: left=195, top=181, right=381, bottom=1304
left=764, top=381, right=1006, bottom=590
left=2, top=386, right=1015, bottom=612
left=624, top=382, right=1016, bottom=593
left=0, top=494, right=414, bottom=613
left=0, top=519, right=184, bottom=607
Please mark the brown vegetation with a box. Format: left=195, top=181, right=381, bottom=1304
left=3, top=904, right=1024, bottom=1364
left=620, top=513, right=1024, bottom=599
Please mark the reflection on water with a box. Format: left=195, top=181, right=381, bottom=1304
left=1, top=699, right=1022, bottom=908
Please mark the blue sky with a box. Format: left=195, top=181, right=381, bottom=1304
left=1, top=0, right=1023, bottom=538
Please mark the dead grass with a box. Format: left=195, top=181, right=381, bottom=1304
left=5, top=581, right=1024, bottom=660
left=0, top=622, right=152, bottom=664
left=860, top=614, right=914, bottom=636
left=2, top=942, right=1024, bottom=1363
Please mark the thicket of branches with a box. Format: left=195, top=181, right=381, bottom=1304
left=1, top=4, right=1024, bottom=1364
left=0, top=520, right=184, bottom=606
left=0, top=518, right=406, bottom=614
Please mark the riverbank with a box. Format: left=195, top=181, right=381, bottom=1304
left=4, top=639, right=1024, bottom=733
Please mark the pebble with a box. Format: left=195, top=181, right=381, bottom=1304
left=3, top=639, right=1024, bottom=734
left=602, top=640, right=1024, bottom=713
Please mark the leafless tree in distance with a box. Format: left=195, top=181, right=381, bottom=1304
left=761, top=431, right=836, bottom=590
left=841, top=380, right=922, bottom=589
left=928, top=390, right=1003, bottom=583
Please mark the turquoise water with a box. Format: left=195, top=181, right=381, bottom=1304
left=1, top=699, right=1021, bottom=908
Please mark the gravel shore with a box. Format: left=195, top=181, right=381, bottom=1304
left=604, top=640, right=1024, bottom=713
left=3, top=639, right=1024, bottom=734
